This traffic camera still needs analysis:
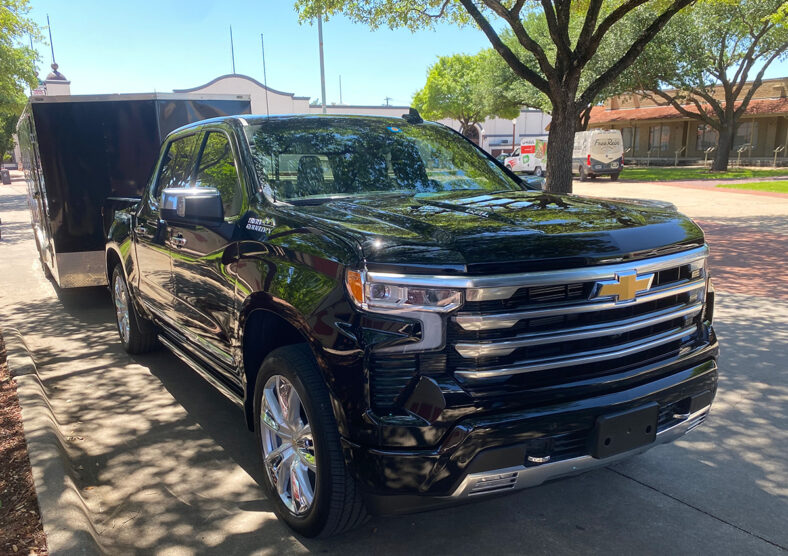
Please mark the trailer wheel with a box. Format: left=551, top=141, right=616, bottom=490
left=579, top=165, right=588, bottom=181
left=111, top=265, right=158, bottom=354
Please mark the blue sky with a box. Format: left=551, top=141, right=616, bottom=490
left=28, top=0, right=788, bottom=107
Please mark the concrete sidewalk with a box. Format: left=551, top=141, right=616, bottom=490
left=1, top=176, right=786, bottom=554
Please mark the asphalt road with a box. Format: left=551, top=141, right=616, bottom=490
left=0, top=176, right=786, bottom=555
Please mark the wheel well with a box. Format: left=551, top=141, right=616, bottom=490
left=241, top=308, right=307, bottom=429
left=106, top=249, right=122, bottom=282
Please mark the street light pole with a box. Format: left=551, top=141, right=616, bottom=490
left=511, top=119, right=517, bottom=151
left=317, top=14, right=327, bottom=114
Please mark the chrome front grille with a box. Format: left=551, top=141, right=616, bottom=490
left=449, top=246, right=708, bottom=389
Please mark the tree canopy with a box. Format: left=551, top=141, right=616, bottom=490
left=0, top=0, right=39, bottom=157
left=629, top=0, right=788, bottom=170
left=412, top=52, right=521, bottom=137
left=294, top=1, right=698, bottom=193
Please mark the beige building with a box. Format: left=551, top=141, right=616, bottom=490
left=588, top=77, right=788, bottom=165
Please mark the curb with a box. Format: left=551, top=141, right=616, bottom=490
left=4, top=328, right=106, bottom=555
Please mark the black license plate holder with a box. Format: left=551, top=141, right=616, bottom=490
left=591, top=403, right=659, bottom=459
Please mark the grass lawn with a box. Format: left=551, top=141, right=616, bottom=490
left=716, top=180, right=788, bottom=193
left=620, top=166, right=788, bottom=181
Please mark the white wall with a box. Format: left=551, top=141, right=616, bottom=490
left=174, top=75, right=311, bottom=115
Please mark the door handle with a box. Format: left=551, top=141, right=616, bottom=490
left=170, top=234, right=187, bottom=248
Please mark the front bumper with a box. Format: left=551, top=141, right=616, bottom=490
left=346, top=354, right=717, bottom=516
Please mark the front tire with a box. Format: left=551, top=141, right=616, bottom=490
left=254, top=344, right=367, bottom=537
left=111, top=265, right=157, bottom=354
left=533, top=166, right=543, bottom=177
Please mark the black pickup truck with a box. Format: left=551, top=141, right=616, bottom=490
left=106, top=113, right=718, bottom=537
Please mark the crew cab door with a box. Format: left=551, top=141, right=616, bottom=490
left=167, top=130, right=245, bottom=375
left=134, top=133, right=199, bottom=316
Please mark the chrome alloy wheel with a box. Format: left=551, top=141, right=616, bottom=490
left=260, top=375, right=317, bottom=515
left=113, top=273, right=131, bottom=345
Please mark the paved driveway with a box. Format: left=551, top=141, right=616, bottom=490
left=1, top=177, right=786, bottom=554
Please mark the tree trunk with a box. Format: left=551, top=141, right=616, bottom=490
left=545, top=101, right=578, bottom=194
left=711, top=124, right=735, bottom=172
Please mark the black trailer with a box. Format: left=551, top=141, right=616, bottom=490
left=16, top=93, right=251, bottom=288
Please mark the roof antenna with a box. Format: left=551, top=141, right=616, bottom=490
left=402, top=107, right=423, bottom=124
left=261, top=33, right=270, bottom=117
left=47, top=14, right=56, bottom=65
left=230, top=25, right=236, bottom=74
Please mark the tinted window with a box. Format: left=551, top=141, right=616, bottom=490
left=245, top=118, right=520, bottom=202
left=194, top=132, right=244, bottom=219
left=155, top=134, right=198, bottom=198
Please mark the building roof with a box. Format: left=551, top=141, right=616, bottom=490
left=589, top=97, right=788, bottom=125
left=173, top=74, right=311, bottom=100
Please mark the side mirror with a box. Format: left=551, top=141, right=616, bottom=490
left=160, top=187, right=223, bottom=225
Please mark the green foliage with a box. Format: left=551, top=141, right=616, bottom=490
left=482, top=6, right=678, bottom=118
left=0, top=0, right=39, bottom=155
left=643, top=0, right=788, bottom=103
left=717, top=180, right=788, bottom=193
left=412, top=52, right=520, bottom=132
left=620, top=166, right=788, bottom=181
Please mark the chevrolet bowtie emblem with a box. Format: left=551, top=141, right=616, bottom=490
left=593, top=271, right=654, bottom=302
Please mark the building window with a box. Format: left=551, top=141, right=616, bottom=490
left=648, top=125, right=670, bottom=152
left=733, top=121, right=758, bottom=150
left=696, top=124, right=719, bottom=151
left=622, top=127, right=639, bottom=152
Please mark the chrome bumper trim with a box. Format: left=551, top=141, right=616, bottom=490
left=367, top=246, right=708, bottom=302
left=449, top=405, right=710, bottom=499
left=454, top=279, right=706, bottom=331
left=455, top=325, right=698, bottom=379
left=454, top=302, right=702, bottom=358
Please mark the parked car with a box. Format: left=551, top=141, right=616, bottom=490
left=504, top=136, right=548, bottom=176
left=106, top=113, right=718, bottom=537
left=573, top=129, right=624, bottom=180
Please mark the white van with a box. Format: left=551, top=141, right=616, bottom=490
left=504, top=136, right=548, bottom=176
left=573, top=129, right=623, bottom=180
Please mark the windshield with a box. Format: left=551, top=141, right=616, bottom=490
left=244, top=118, right=521, bottom=202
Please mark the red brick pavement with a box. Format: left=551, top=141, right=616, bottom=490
left=698, top=220, right=788, bottom=300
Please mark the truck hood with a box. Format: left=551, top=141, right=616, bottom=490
left=288, top=190, right=704, bottom=274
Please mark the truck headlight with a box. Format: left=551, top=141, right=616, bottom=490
left=346, top=270, right=462, bottom=312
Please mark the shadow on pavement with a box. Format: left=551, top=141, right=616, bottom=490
left=1, top=282, right=785, bottom=553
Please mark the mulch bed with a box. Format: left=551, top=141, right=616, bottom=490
left=0, top=332, right=48, bottom=554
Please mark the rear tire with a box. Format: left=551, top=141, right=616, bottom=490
left=611, top=172, right=620, bottom=181
left=579, top=165, right=588, bottom=181
left=533, top=166, right=543, bottom=177
left=111, top=265, right=157, bottom=354
left=254, top=344, right=368, bottom=537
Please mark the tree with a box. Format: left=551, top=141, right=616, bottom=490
left=294, top=1, right=695, bottom=193
left=631, top=0, right=788, bottom=171
left=0, top=0, right=39, bottom=157
left=412, top=52, right=521, bottom=139
left=483, top=8, right=676, bottom=131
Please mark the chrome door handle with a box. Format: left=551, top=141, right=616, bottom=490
left=170, top=234, right=187, bottom=248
